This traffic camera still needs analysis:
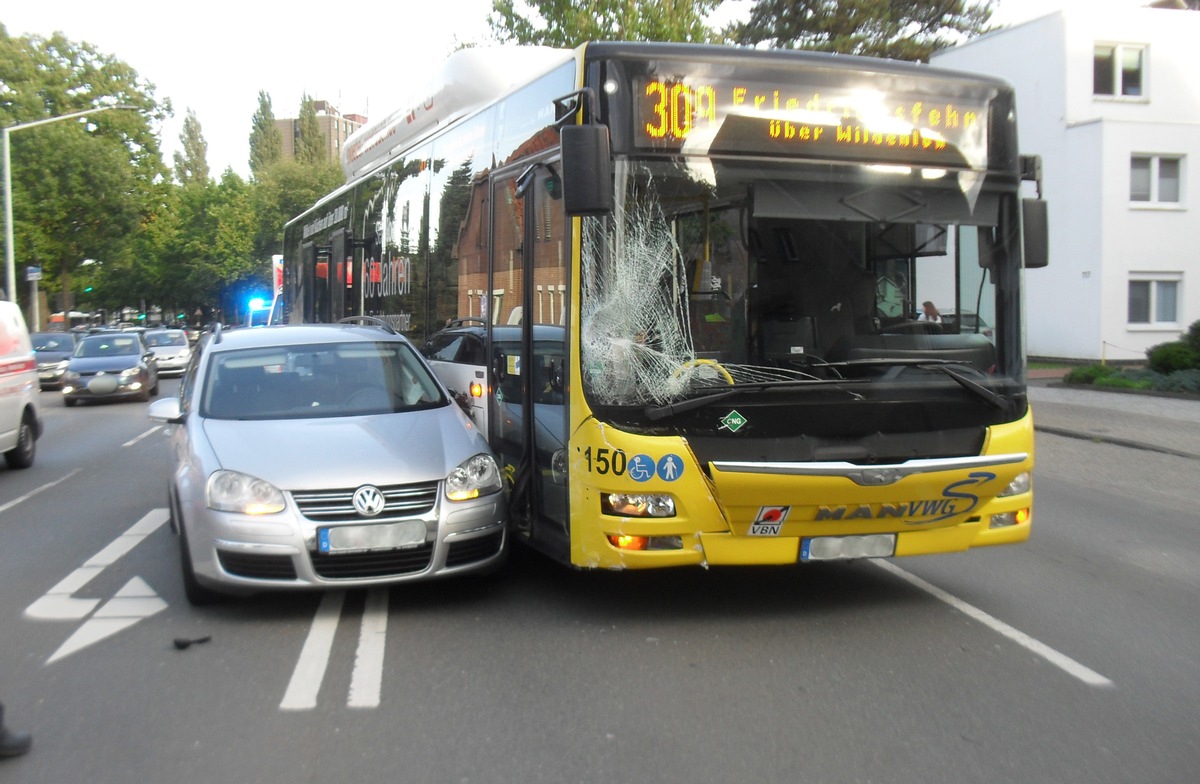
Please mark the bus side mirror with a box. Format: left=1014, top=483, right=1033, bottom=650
left=1022, top=198, right=1049, bottom=269
left=560, top=125, right=613, bottom=216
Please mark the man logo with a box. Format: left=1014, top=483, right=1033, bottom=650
left=352, top=485, right=386, bottom=517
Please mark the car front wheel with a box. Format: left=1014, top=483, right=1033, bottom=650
left=178, top=522, right=223, bottom=606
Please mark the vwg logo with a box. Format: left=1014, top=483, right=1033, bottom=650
left=814, top=471, right=998, bottom=525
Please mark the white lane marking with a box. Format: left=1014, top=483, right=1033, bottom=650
left=348, top=588, right=389, bottom=709
left=46, top=577, right=167, bottom=664
left=0, top=468, right=82, bottom=514
left=25, top=509, right=170, bottom=621
left=280, top=590, right=346, bottom=711
left=872, top=559, right=1114, bottom=688
left=123, top=426, right=162, bottom=447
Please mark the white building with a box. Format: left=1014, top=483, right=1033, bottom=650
left=932, top=4, right=1199, bottom=361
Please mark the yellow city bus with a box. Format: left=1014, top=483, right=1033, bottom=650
left=279, top=42, right=1048, bottom=570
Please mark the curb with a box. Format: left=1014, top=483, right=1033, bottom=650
left=1034, top=425, right=1200, bottom=461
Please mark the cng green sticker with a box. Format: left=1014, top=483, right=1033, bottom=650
left=719, top=410, right=747, bottom=432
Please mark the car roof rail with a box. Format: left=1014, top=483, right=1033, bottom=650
left=337, top=316, right=397, bottom=334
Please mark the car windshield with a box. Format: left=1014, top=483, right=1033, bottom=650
left=75, top=337, right=140, bottom=357
left=33, top=334, right=73, bottom=351
left=201, top=341, right=447, bottom=420
left=145, top=331, right=187, bottom=347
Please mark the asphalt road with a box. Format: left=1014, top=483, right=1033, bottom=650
left=0, top=380, right=1196, bottom=783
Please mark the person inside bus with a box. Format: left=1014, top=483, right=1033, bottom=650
left=917, top=301, right=942, bottom=323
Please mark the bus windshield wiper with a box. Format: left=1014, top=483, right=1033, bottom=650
left=918, top=362, right=1011, bottom=411
left=816, top=358, right=1011, bottom=410
left=643, top=377, right=867, bottom=420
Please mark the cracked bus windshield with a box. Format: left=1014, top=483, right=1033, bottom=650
left=580, top=159, right=1016, bottom=421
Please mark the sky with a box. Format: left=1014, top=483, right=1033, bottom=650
left=4, top=0, right=1160, bottom=179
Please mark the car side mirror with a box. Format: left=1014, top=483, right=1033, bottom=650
left=147, top=397, right=183, bottom=424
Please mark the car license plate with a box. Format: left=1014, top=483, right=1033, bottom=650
left=800, top=534, right=896, bottom=562
left=318, top=521, right=426, bottom=554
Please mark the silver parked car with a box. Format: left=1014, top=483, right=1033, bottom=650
left=148, top=320, right=506, bottom=604
left=142, top=328, right=192, bottom=376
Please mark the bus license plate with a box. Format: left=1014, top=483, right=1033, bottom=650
left=319, top=521, right=425, bottom=554
left=800, top=534, right=896, bottom=562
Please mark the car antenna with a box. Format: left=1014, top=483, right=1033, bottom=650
left=210, top=321, right=223, bottom=344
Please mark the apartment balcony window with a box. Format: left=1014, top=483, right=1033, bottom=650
left=1131, top=155, right=1181, bottom=204
left=1094, top=43, right=1145, bottom=97
left=1128, top=276, right=1180, bottom=326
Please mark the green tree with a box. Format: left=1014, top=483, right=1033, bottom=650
left=728, top=0, right=995, bottom=62
left=0, top=26, right=169, bottom=319
left=295, top=95, right=326, bottom=166
left=173, top=109, right=210, bottom=185
left=489, top=0, right=722, bottom=45
left=248, top=90, right=282, bottom=178
left=250, top=158, right=344, bottom=262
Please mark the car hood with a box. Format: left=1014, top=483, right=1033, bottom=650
left=69, top=356, right=141, bottom=373
left=35, top=350, right=72, bottom=364
left=199, top=407, right=488, bottom=490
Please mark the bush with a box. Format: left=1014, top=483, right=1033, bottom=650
left=1094, top=373, right=1154, bottom=391
left=1147, top=341, right=1200, bottom=374
left=1154, top=369, right=1200, bottom=395
left=1185, top=320, right=1200, bottom=353
left=1065, top=364, right=1117, bottom=385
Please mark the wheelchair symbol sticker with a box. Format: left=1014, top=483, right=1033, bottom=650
left=628, top=454, right=655, bottom=482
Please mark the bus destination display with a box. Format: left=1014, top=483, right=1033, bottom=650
left=637, top=77, right=991, bottom=168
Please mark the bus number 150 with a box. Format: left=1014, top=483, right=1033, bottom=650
left=583, top=446, right=627, bottom=476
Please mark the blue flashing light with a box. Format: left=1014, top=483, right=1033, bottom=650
left=248, top=297, right=267, bottom=311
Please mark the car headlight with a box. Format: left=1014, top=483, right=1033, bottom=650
left=445, top=453, right=502, bottom=501
left=55, top=359, right=69, bottom=371
left=206, top=469, right=286, bottom=514
left=119, top=366, right=141, bottom=381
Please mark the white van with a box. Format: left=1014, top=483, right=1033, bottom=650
left=0, top=302, right=43, bottom=469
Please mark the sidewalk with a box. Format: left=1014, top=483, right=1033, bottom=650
left=1027, top=378, right=1200, bottom=460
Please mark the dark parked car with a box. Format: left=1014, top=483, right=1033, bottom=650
left=31, top=331, right=78, bottom=390
left=61, top=333, right=159, bottom=406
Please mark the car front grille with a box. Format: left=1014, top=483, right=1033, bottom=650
left=291, top=482, right=439, bottom=522
left=311, top=543, right=434, bottom=578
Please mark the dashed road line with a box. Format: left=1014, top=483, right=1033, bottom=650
left=872, top=558, right=1114, bottom=688
left=348, top=588, right=389, bottom=708
left=280, top=590, right=346, bottom=711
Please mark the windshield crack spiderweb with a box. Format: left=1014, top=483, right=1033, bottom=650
left=580, top=191, right=810, bottom=406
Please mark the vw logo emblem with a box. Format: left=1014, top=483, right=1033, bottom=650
left=352, top=485, right=386, bottom=517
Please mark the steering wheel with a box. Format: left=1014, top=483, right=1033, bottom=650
left=674, top=358, right=735, bottom=385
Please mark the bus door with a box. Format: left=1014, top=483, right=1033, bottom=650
left=303, top=240, right=334, bottom=322
left=489, top=161, right=570, bottom=557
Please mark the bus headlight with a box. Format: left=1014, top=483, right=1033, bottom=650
left=602, top=493, right=676, bottom=518
left=997, top=472, right=1031, bottom=497
left=990, top=508, right=1031, bottom=529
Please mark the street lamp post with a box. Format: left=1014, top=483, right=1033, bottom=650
left=3, top=104, right=138, bottom=309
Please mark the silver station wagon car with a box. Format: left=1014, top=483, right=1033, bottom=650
left=148, top=320, right=506, bottom=604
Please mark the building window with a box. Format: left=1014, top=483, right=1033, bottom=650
left=1094, top=43, right=1145, bottom=97
left=1130, top=155, right=1182, bottom=204
left=1128, top=276, right=1180, bottom=325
